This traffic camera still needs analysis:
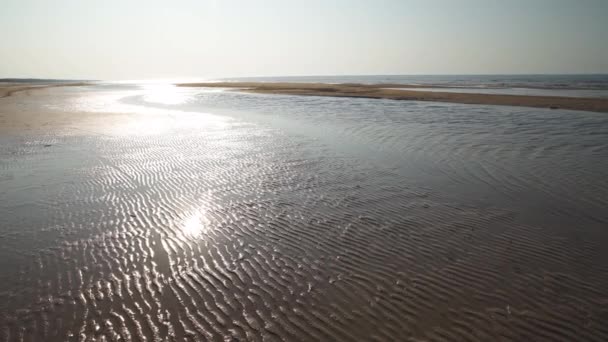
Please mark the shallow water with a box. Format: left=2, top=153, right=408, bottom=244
left=227, top=74, right=608, bottom=89
left=386, top=87, right=608, bottom=98
left=1, top=84, right=608, bottom=341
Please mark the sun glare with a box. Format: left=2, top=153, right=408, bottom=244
left=182, top=211, right=207, bottom=238
left=143, top=84, right=192, bottom=105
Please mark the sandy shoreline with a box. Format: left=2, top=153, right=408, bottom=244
left=178, top=82, right=608, bottom=113
left=0, top=82, right=88, bottom=98
left=1, top=81, right=608, bottom=341
left=0, top=82, right=114, bottom=133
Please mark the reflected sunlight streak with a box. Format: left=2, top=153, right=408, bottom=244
left=142, top=84, right=192, bottom=105
left=182, top=211, right=208, bottom=238
left=59, top=85, right=233, bottom=136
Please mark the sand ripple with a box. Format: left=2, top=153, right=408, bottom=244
left=1, top=87, right=608, bottom=341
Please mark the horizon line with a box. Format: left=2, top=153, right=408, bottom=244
left=3, top=72, right=608, bottom=82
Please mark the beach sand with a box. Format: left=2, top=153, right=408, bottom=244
left=178, top=82, right=608, bottom=113
left=0, top=84, right=46, bottom=98
left=0, top=82, right=87, bottom=98
left=0, top=82, right=106, bottom=133
left=2, top=85, right=608, bottom=341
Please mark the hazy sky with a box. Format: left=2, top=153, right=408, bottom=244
left=1, top=0, right=607, bottom=79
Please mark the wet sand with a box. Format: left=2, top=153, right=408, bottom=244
left=0, top=83, right=107, bottom=133
left=2, top=85, right=608, bottom=341
left=178, top=82, right=608, bottom=113
left=0, top=84, right=52, bottom=98
left=0, top=83, right=88, bottom=98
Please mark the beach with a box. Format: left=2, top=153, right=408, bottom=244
left=178, top=82, right=608, bottom=113
left=0, top=83, right=122, bottom=134
left=0, top=82, right=88, bottom=98
left=1, top=82, right=608, bottom=341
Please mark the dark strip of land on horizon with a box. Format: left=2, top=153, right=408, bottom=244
left=177, top=82, right=608, bottom=113
left=0, top=82, right=89, bottom=99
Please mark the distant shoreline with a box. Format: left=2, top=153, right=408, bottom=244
left=0, top=82, right=89, bottom=99
left=0, top=82, right=93, bottom=133
left=178, top=82, right=608, bottom=113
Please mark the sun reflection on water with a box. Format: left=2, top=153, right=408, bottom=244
left=182, top=211, right=207, bottom=238
left=56, top=83, right=232, bottom=137
left=142, top=84, right=192, bottom=105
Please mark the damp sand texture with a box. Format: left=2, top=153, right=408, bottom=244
left=1, top=84, right=608, bottom=341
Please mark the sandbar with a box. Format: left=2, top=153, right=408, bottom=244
left=177, top=82, right=608, bottom=113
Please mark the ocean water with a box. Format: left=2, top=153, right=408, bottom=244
left=385, top=87, right=608, bottom=98
left=1, top=79, right=608, bottom=341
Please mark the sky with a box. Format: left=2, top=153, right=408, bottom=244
left=1, top=0, right=607, bottom=80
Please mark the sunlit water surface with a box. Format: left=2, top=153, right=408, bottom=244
left=1, top=83, right=608, bottom=341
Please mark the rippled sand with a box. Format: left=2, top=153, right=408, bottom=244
left=1, top=85, right=608, bottom=341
